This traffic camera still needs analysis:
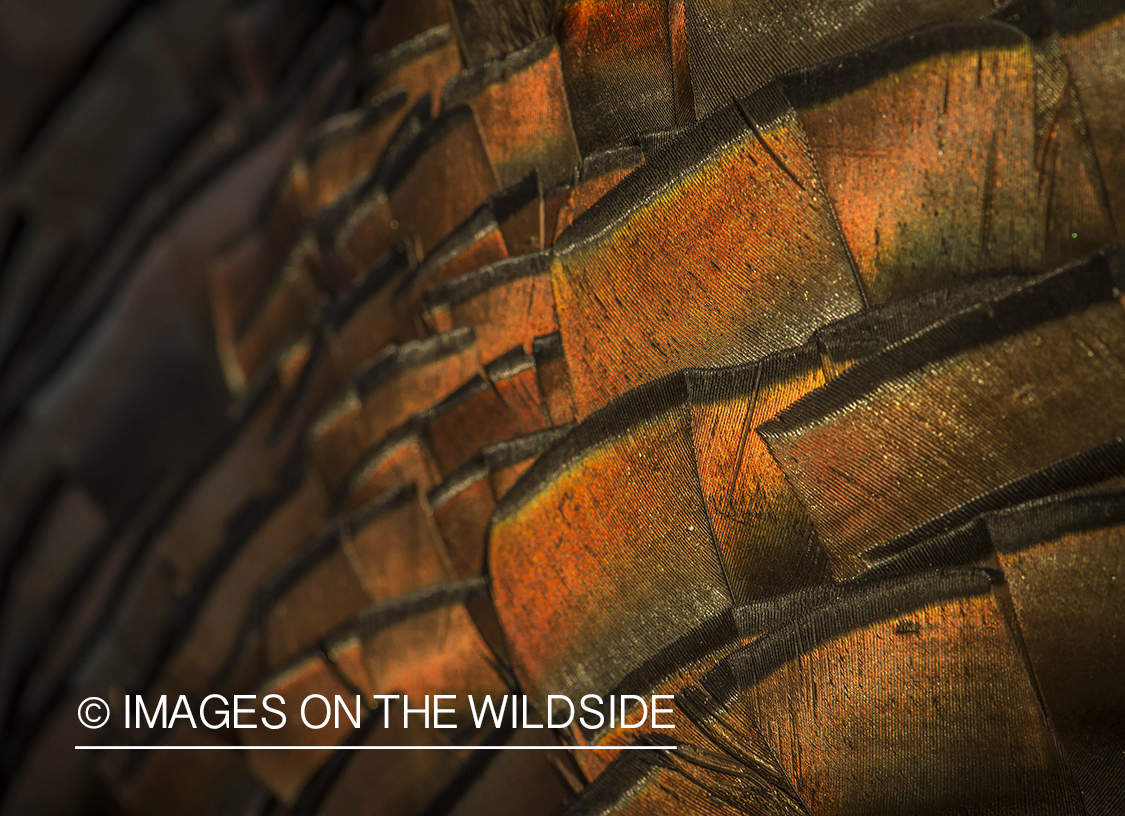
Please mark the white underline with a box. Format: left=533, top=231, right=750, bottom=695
left=75, top=744, right=676, bottom=751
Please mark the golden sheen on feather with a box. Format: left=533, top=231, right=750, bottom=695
left=0, top=1, right=1123, bottom=815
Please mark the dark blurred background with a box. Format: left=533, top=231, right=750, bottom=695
left=0, top=2, right=361, bottom=809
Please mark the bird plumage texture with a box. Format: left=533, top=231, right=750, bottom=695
left=0, top=0, right=1123, bottom=814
